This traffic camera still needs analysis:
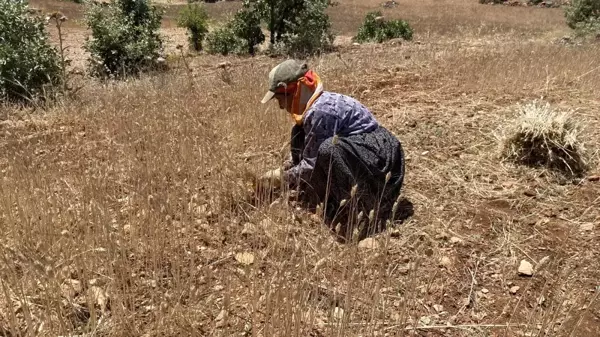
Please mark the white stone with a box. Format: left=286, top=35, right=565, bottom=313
left=518, top=260, right=534, bottom=276
left=358, top=238, right=379, bottom=250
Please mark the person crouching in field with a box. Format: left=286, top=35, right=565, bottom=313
left=259, top=59, right=407, bottom=240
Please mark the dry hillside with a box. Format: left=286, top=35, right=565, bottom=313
left=1, top=0, right=600, bottom=336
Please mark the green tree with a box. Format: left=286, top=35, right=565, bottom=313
left=84, top=0, right=164, bottom=78
left=354, top=11, right=413, bottom=43
left=0, top=0, right=62, bottom=102
left=279, top=0, right=334, bottom=56
left=565, top=0, right=600, bottom=29
left=177, top=4, right=209, bottom=51
left=243, top=0, right=335, bottom=55
left=231, top=2, right=265, bottom=56
left=205, top=24, right=247, bottom=56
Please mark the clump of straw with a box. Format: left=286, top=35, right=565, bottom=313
left=501, top=100, right=587, bottom=176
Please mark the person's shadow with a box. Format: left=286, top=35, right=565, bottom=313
left=250, top=175, right=415, bottom=243
left=328, top=197, right=415, bottom=243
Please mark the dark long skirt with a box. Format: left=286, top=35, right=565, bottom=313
left=290, top=124, right=406, bottom=238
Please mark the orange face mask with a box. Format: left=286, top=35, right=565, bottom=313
left=288, top=70, right=323, bottom=125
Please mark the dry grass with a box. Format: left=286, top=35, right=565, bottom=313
left=2, top=1, right=600, bottom=336
left=329, top=0, right=569, bottom=37
left=500, top=100, right=587, bottom=177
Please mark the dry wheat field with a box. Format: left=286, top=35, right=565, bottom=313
left=1, top=0, right=600, bottom=336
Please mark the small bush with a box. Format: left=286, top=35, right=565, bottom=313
left=0, top=0, right=62, bottom=102
left=84, top=0, right=164, bottom=78
left=500, top=100, right=587, bottom=176
left=354, top=11, right=413, bottom=43
left=241, top=0, right=335, bottom=56
left=276, top=0, right=335, bottom=56
left=177, top=3, right=208, bottom=51
left=205, top=24, right=247, bottom=56
left=230, top=3, right=264, bottom=56
left=565, top=0, right=600, bottom=29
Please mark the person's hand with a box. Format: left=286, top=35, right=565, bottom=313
left=282, top=159, right=294, bottom=171
left=255, top=168, right=283, bottom=198
left=258, top=168, right=283, bottom=187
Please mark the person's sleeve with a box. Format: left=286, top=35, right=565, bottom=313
left=284, top=110, right=339, bottom=187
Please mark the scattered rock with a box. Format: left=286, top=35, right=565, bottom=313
left=217, top=62, right=231, bottom=69
left=358, top=238, right=380, bottom=250
left=433, top=304, right=444, bottom=313
left=559, top=36, right=573, bottom=45
left=450, top=236, right=464, bottom=245
left=435, top=232, right=450, bottom=241
left=510, top=286, right=520, bottom=294
left=439, top=256, right=452, bottom=268
left=388, top=38, right=404, bottom=45
left=123, top=224, right=131, bottom=234
left=518, top=260, right=534, bottom=276
left=481, top=288, right=489, bottom=294
left=588, top=175, right=600, bottom=182
left=215, top=309, right=227, bottom=328
left=523, top=190, right=536, bottom=197
left=333, top=307, right=344, bottom=320
left=235, top=252, right=255, bottom=265
left=390, top=229, right=401, bottom=238
left=418, top=316, right=432, bottom=326
left=214, top=285, right=224, bottom=291
left=580, top=223, right=594, bottom=232
left=241, top=223, right=256, bottom=236
left=382, top=0, right=398, bottom=8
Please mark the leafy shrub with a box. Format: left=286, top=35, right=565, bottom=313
left=243, top=0, right=335, bottom=56
left=500, top=100, right=587, bottom=176
left=0, top=0, right=62, bottom=102
left=230, top=3, right=265, bottom=55
left=84, top=0, right=164, bottom=78
left=275, top=0, right=335, bottom=56
left=565, top=0, right=600, bottom=36
left=205, top=24, right=247, bottom=56
left=565, top=0, right=600, bottom=28
left=572, top=18, right=600, bottom=36
left=177, top=3, right=208, bottom=51
left=354, top=11, right=413, bottom=43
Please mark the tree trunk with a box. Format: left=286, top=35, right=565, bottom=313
left=269, top=1, right=275, bottom=46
